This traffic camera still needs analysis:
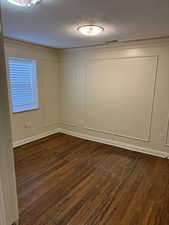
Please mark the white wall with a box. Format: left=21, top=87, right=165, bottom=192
left=4, top=39, right=60, bottom=146
left=60, top=39, right=169, bottom=157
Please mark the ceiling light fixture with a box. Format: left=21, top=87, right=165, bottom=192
left=8, top=0, right=41, bottom=7
left=78, top=25, right=104, bottom=36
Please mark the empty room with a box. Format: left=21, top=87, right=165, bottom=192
left=0, top=0, right=169, bottom=225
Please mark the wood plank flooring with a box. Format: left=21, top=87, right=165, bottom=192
left=14, top=133, right=169, bottom=225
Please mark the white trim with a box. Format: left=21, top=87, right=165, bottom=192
left=61, top=122, right=77, bottom=127
left=84, top=126, right=149, bottom=142
left=87, top=55, right=159, bottom=61
left=165, top=113, right=169, bottom=147
left=64, top=38, right=169, bottom=52
left=4, top=37, right=61, bottom=55
left=84, top=56, right=158, bottom=143
left=12, top=127, right=169, bottom=159
left=13, top=128, right=61, bottom=148
left=60, top=128, right=169, bottom=159
left=0, top=179, right=7, bottom=225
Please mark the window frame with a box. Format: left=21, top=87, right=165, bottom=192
left=8, top=57, right=40, bottom=114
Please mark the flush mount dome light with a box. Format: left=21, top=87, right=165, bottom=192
left=78, top=25, right=104, bottom=36
left=8, top=0, right=41, bottom=7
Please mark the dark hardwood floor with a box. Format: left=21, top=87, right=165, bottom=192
left=14, top=133, right=169, bottom=225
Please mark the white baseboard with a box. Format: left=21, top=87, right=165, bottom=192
left=13, top=128, right=61, bottom=148
left=13, top=127, right=169, bottom=159
left=60, top=128, right=169, bottom=159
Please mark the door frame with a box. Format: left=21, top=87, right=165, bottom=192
left=0, top=179, right=7, bottom=225
left=0, top=3, right=19, bottom=225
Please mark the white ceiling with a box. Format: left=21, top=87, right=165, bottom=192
left=1, top=0, right=169, bottom=48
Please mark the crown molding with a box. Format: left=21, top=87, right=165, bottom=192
left=64, top=36, right=169, bottom=52
left=4, top=36, right=63, bottom=53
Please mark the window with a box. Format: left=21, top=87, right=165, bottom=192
left=8, top=57, right=39, bottom=113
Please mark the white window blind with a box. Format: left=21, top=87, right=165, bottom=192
left=8, top=57, right=39, bottom=113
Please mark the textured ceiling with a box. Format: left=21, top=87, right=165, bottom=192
left=1, top=0, right=169, bottom=48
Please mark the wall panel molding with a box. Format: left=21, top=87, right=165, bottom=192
left=84, top=56, right=158, bottom=142
left=84, top=126, right=150, bottom=142
left=88, top=55, right=159, bottom=61
left=165, top=115, right=169, bottom=147
left=60, top=128, right=169, bottom=159
left=61, top=122, right=77, bottom=127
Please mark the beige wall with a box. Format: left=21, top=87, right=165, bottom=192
left=4, top=39, right=60, bottom=146
left=60, top=39, right=169, bottom=156
left=4, top=38, right=169, bottom=157
left=0, top=33, right=18, bottom=224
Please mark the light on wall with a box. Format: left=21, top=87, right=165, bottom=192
left=78, top=25, right=104, bottom=36
left=8, top=0, right=41, bottom=7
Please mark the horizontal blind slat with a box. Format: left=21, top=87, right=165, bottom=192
left=8, top=57, right=39, bottom=113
